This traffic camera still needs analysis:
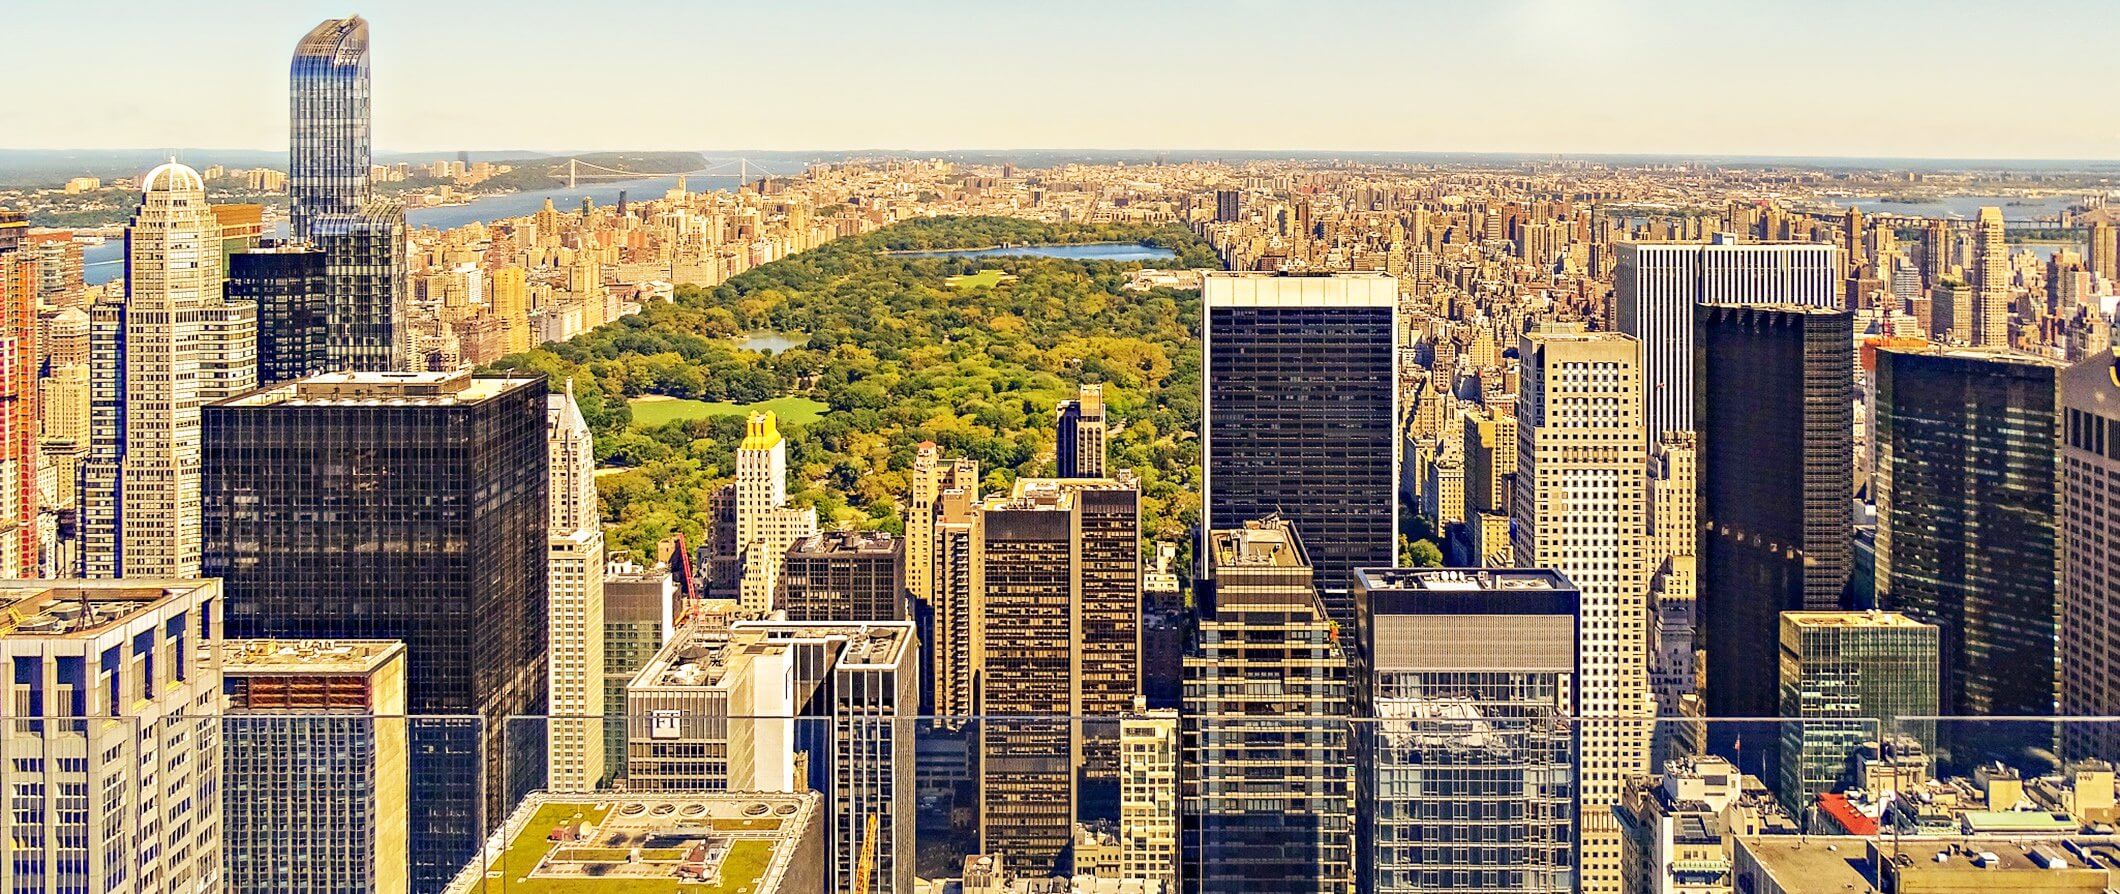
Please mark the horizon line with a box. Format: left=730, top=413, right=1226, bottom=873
left=7, top=146, right=2120, bottom=167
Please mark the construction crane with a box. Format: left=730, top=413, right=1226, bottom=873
left=852, top=814, right=878, bottom=894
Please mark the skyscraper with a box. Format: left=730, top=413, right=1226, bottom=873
left=1185, top=517, right=1353, bottom=894
left=203, top=370, right=548, bottom=893
left=1203, top=271, right=1399, bottom=623
left=1613, top=236, right=1839, bottom=440
left=1350, top=567, right=1579, bottom=894
left=221, top=639, right=409, bottom=894
left=599, top=559, right=674, bottom=785
left=1696, top=304, right=1854, bottom=721
left=2091, top=220, right=2118, bottom=284
left=1776, top=611, right=1939, bottom=810
left=782, top=529, right=905, bottom=622
left=546, top=385, right=606, bottom=792
left=1647, top=433, right=1700, bottom=722
left=929, top=455, right=981, bottom=720
left=1120, top=703, right=1180, bottom=889
left=974, top=476, right=1141, bottom=873
left=1512, top=327, right=1649, bottom=893
left=1971, top=207, right=2011, bottom=349
left=1056, top=383, right=1108, bottom=478
left=228, top=242, right=330, bottom=384
left=0, top=210, right=36, bottom=576
left=0, top=579, right=225, bottom=894
left=2060, top=347, right=2120, bottom=755
left=106, top=162, right=258, bottom=579
left=735, top=410, right=817, bottom=610
left=290, top=16, right=372, bottom=237
left=312, top=199, right=407, bottom=372
left=1920, top=218, right=1952, bottom=291
left=1874, top=347, right=2062, bottom=730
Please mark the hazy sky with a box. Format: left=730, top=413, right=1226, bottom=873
left=5, top=0, right=2118, bottom=159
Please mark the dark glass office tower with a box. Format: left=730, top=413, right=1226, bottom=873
left=1875, top=347, right=2063, bottom=743
left=203, top=370, right=548, bottom=894
left=312, top=199, right=405, bottom=372
left=290, top=17, right=372, bottom=238
left=1203, top=272, right=1398, bottom=625
left=1185, top=517, right=1353, bottom=894
left=227, top=242, right=329, bottom=385
left=1350, top=568, right=1579, bottom=894
left=1695, top=303, right=1854, bottom=720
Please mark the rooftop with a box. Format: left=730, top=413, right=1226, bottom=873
left=0, top=580, right=212, bottom=638
left=1354, top=567, right=1576, bottom=593
left=636, top=619, right=913, bottom=689
left=1209, top=518, right=1308, bottom=569
left=445, top=791, right=818, bottom=894
left=214, top=370, right=536, bottom=408
left=220, top=639, right=405, bottom=675
left=1782, top=610, right=1932, bottom=630
left=788, top=529, right=900, bottom=557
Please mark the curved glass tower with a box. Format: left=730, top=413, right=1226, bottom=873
left=290, top=16, right=371, bottom=238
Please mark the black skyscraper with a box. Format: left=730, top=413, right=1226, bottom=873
left=1203, top=272, right=1399, bottom=627
left=1876, top=347, right=2064, bottom=748
left=1696, top=303, right=1854, bottom=720
left=203, top=371, right=548, bottom=894
left=227, top=242, right=329, bottom=385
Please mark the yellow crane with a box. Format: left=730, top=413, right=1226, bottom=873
left=852, top=814, right=878, bottom=894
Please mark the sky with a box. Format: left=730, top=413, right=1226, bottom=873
left=4, top=0, right=2119, bottom=159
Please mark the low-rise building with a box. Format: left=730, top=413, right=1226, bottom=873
left=444, top=791, right=825, bottom=894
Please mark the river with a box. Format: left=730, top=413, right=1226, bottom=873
left=84, top=166, right=799, bottom=285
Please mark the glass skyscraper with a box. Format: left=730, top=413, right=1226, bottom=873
left=227, top=242, right=329, bottom=385
left=203, top=371, right=549, bottom=894
left=1202, top=272, right=1399, bottom=627
left=1875, top=348, right=2063, bottom=720
left=1351, top=568, right=1578, bottom=894
left=290, top=17, right=372, bottom=238
left=1696, top=303, right=1854, bottom=721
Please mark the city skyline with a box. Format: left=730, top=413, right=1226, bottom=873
left=8, top=1, right=2120, bottom=159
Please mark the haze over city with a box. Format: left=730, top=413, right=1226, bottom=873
left=8, top=0, right=2120, bottom=158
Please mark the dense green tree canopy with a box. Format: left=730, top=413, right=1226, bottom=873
left=488, top=217, right=1215, bottom=559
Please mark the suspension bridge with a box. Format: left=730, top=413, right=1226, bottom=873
left=559, top=155, right=786, bottom=188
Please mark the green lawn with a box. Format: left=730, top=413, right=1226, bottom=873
left=488, top=803, right=783, bottom=893
left=628, top=396, right=829, bottom=428
left=944, top=268, right=1011, bottom=289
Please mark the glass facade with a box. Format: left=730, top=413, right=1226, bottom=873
left=1875, top=348, right=2063, bottom=766
left=1352, top=569, right=1579, bottom=894
left=289, top=17, right=371, bottom=239
left=1776, top=612, right=1940, bottom=810
left=1696, top=304, right=1855, bottom=721
left=226, top=243, right=329, bottom=385
left=1205, top=300, right=1397, bottom=626
left=200, top=375, right=549, bottom=894
left=311, top=201, right=406, bottom=373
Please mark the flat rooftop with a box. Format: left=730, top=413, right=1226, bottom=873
left=1736, top=835, right=1873, bottom=890
left=445, top=791, right=818, bottom=894
left=637, top=620, right=913, bottom=688
left=1354, top=567, right=1576, bottom=593
left=788, top=529, right=899, bottom=556
left=214, top=370, right=537, bottom=408
left=1209, top=518, right=1308, bottom=569
left=1782, top=610, right=1931, bottom=630
left=221, top=639, right=405, bottom=674
left=0, top=580, right=212, bottom=638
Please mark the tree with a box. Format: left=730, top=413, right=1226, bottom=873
left=1400, top=535, right=1444, bottom=568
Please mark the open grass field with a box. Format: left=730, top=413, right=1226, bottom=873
left=943, top=268, right=1012, bottom=289
left=627, top=395, right=829, bottom=428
